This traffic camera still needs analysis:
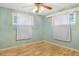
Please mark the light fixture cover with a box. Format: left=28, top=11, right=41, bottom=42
left=33, top=6, right=44, bottom=13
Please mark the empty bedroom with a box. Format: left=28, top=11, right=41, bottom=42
left=0, top=3, right=79, bottom=56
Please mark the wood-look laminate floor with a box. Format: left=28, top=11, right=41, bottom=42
left=0, top=41, right=79, bottom=56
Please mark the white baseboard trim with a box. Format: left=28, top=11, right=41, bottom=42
left=44, top=40, right=79, bottom=52
left=0, top=40, right=44, bottom=51
left=0, top=40, right=79, bottom=52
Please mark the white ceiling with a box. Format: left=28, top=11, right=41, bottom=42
left=0, top=3, right=79, bottom=15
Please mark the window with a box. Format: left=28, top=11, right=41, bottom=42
left=12, top=12, right=17, bottom=25
left=12, top=12, right=34, bottom=40
left=69, top=12, right=76, bottom=24
left=52, top=13, right=74, bottom=41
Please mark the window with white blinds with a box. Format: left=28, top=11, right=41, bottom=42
left=52, top=12, right=76, bottom=41
left=12, top=12, right=34, bottom=40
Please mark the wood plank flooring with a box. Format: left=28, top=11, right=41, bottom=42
left=0, top=41, right=79, bottom=56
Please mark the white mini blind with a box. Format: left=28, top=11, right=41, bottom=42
left=16, top=13, right=34, bottom=26
left=12, top=12, right=34, bottom=40
left=52, top=12, right=76, bottom=41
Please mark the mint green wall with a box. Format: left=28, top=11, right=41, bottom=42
left=44, top=12, right=79, bottom=50
left=43, top=17, right=53, bottom=40
left=0, top=7, right=44, bottom=49
left=1, top=7, right=79, bottom=50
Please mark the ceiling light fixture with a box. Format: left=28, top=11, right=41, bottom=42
left=33, top=6, right=44, bottom=14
